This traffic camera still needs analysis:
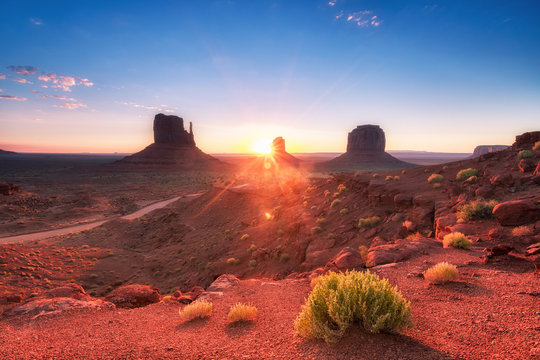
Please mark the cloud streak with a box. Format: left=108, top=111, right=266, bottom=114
left=0, top=95, right=27, bottom=101
left=7, top=65, right=38, bottom=76
left=53, top=102, right=87, bottom=110
left=330, top=4, right=382, bottom=27
left=120, top=101, right=175, bottom=113
left=6, top=65, right=94, bottom=92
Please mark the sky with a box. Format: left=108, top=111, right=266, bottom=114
left=0, top=0, right=539, bottom=154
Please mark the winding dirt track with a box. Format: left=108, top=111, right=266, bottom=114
left=0, top=193, right=202, bottom=244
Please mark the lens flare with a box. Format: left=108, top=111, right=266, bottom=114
left=252, top=139, right=272, bottom=154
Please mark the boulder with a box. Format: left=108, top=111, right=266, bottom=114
left=366, top=238, right=439, bottom=267
left=534, top=161, right=540, bottom=176
left=493, top=200, right=540, bottom=226
left=105, top=285, right=160, bottom=308
left=0, top=182, right=21, bottom=196
left=330, top=247, right=365, bottom=270
left=519, top=159, right=536, bottom=173
left=205, top=274, right=240, bottom=292
left=3, top=297, right=114, bottom=318
left=490, top=173, right=513, bottom=187
left=41, top=284, right=90, bottom=300
left=394, top=194, right=413, bottom=209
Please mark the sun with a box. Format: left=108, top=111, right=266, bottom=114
left=251, top=139, right=272, bottom=154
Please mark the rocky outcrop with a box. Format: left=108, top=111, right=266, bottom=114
left=366, top=237, right=439, bottom=267
left=3, top=298, right=114, bottom=318
left=105, top=285, right=161, bottom=308
left=513, top=131, right=540, bottom=150
left=318, top=125, right=414, bottom=171
left=471, top=145, right=508, bottom=158
left=519, top=159, right=536, bottom=173
left=329, top=247, right=365, bottom=270
left=0, top=149, right=17, bottom=155
left=270, top=137, right=300, bottom=167
left=493, top=200, right=540, bottom=226
left=116, top=113, right=228, bottom=170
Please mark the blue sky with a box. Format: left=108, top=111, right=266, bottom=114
left=0, top=0, right=539, bottom=153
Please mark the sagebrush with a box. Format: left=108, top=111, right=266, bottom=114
left=457, top=199, right=498, bottom=221
left=294, top=270, right=412, bottom=343
left=443, top=232, right=471, bottom=249
left=427, top=174, right=443, bottom=184
left=456, top=168, right=478, bottom=181
left=358, top=216, right=381, bottom=228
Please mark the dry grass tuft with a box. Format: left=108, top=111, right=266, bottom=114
left=443, top=232, right=472, bottom=249
left=512, top=226, right=533, bottom=237
left=179, top=300, right=213, bottom=321
left=427, top=174, right=443, bottom=184
left=533, top=141, right=540, bottom=151
left=424, top=262, right=458, bottom=284
left=358, top=216, right=381, bottom=228
left=227, top=257, right=240, bottom=265
left=228, top=303, right=258, bottom=322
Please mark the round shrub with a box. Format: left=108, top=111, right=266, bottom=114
left=294, top=270, right=412, bottom=343
left=424, top=262, right=458, bottom=284
left=228, top=303, right=257, bottom=322
left=179, top=300, right=213, bottom=321
left=443, top=232, right=472, bottom=249
left=456, top=168, right=478, bottom=181
left=533, top=141, right=540, bottom=151
left=518, top=150, right=533, bottom=159
left=427, top=174, right=443, bottom=184
left=226, top=258, right=240, bottom=265
left=457, top=199, right=498, bottom=222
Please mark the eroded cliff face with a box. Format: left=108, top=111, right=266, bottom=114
left=346, top=125, right=386, bottom=153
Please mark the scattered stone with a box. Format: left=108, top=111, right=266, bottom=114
left=330, top=247, right=365, bottom=270
left=206, top=274, right=240, bottom=292
left=3, top=298, right=114, bottom=318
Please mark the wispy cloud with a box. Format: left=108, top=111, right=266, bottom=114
left=424, top=4, right=438, bottom=12
left=0, top=89, right=2, bottom=92
left=6, top=65, right=94, bottom=92
left=30, top=18, right=43, bottom=25
left=7, top=65, right=38, bottom=76
left=0, top=73, right=6, bottom=80
left=53, top=102, right=87, bottom=110
left=0, top=95, right=27, bottom=101
left=329, top=3, right=382, bottom=27
left=120, top=101, right=175, bottom=113
left=40, top=93, right=78, bottom=102
left=13, top=77, right=33, bottom=84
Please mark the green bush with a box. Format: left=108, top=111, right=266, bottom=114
left=358, top=216, right=381, bottom=229
left=339, top=208, right=349, bottom=216
left=456, top=168, right=478, bottom=181
left=457, top=199, right=498, bottom=221
left=427, top=174, right=443, bottom=184
left=443, top=232, right=472, bottom=249
left=294, top=270, right=412, bottom=343
left=518, top=150, right=533, bottom=159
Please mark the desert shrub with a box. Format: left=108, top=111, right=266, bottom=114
left=228, top=303, right=257, bottom=322
left=457, top=199, right=498, bottom=221
left=311, top=226, right=322, bottom=234
left=316, top=217, right=327, bottom=225
left=427, top=174, right=443, bottom=184
left=337, top=184, right=347, bottom=193
left=339, top=208, right=349, bottom=216
left=385, top=175, right=399, bottom=181
left=456, top=168, right=478, bottom=181
left=248, top=259, right=257, bottom=268
left=279, top=253, right=290, bottom=262
left=294, top=271, right=412, bottom=343
left=512, top=226, right=533, bottom=237
left=324, top=190, right=331, bottom=197
left=247, top=244, right=258, bottom=253
left=424, top=168, right=430, bottom=173
left=330, top=199, right=342, bottom=208
left=358, top=216, right=381, bottom=229
left=518, top=150, right=533, bottom=159
left=240, top=234, right=250, bottom=241
left=227, top=258, right=240, bottom=265
left=424, top=262, right=458, bottom=284
left=401, top=170, right=407, bottom=175
left=442, top=165, right=449, bottom=172
left=533, top=141, right=540, bottom=151
left=179, top=300, right=213, bottom=321
left=443, top=232, right=472, bottom=249
left=372, top=173, right=380, bottom=178
left=432, top=183, right=441, bottom=189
